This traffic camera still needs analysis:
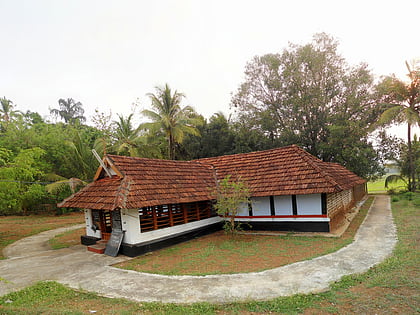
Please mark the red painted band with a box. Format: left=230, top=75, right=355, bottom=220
left=221, top=215, right=328, bottom=219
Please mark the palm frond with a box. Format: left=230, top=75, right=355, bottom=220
left=384, top=174, right=406, bottom=188
left=46, top=178, right=87, bottom=194
left=377, top=105, right=404, bottom=126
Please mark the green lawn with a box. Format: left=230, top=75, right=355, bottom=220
left=115, top=197, right=372, bottom=275
left=0, top=194, right=418, bottom=314
left=368, top=176, right=406, bottom=193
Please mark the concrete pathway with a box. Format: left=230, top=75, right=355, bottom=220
left=0, top=195, right=397, bottom=303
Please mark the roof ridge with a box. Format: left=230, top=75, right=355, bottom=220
left=107, top=154, right=205, bottom=164
left=195, top=145, right=299, bottom=163
left=296, top=147, right=344, bottom=192
left=112, top=176, right=132, bottom=209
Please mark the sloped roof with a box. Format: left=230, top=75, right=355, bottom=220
left=196, top=145, right=365, bottom=197
left=59, top=155, right=216, bottom=210
left=59, top=145, right=365, bottom=210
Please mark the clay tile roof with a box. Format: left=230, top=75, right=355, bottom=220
left=59, top=145, right=365, bottom=210
left=59, top=155, right=216, bottom=211
left=196, top=145, right=365, bottom=197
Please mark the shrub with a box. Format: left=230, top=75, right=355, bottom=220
left=391, top=196, right=400, bottom=202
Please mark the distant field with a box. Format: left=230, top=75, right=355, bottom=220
left=368, top=176, right=406, bottom=193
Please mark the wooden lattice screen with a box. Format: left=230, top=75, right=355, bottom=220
left=139, top=201, right=215, bottom=232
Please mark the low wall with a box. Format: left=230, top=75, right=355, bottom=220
left=327, top=184, right=367, bottom=231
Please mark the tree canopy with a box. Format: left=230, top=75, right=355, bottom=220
left=50, top=98, right=86, bottom=124
left=375, top=60, right=420, bottom=190
left=231, top=33, right=383, bottom=178
left=140, top=84, right=202, bottom=159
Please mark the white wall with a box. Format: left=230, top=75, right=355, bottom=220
left=121, top=208, right=142, bottom=244
left=84, top=209, right=101, bottom=238
left=125, top=215, right=222, bottom=245
left=237, top=202, right=249, bottom=216
left=274, top=195, right=293, bottom=215
left=296, top=194, right=322, bottom=215
left=251, top=197, right=271, bottom=215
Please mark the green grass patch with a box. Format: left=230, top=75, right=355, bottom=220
left=48, top=228, right=84, bottom=250
left=368, top=176, right=406, bottom=193
left=115, top=197, right=373, bottom=276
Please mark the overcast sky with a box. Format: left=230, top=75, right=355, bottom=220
left=1, top=0, right=419, bottom=138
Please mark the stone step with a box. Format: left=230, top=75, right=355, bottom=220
left=87, top=243, right=106, bottom=254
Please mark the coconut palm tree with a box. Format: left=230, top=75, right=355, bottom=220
left=140, top=84, right=201, bottom=159
left=376, top=60, right=420, bottom=191
left=66, top=132, right=98, bottom=181
left=0, top=97, right=22, bottom=130
left=113, top=114, right=161, bottom=158
left=50, top=98, right=86, bottom=124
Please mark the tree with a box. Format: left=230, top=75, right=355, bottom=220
left=0, top=148, right=49, bottom=215
left=213, top=175, right=250, bottom=236
left=50, top=98, right=86, bottom=124
left=0, top=97, right=22, bottom=130
left=231, top=33, right=382, bottom=178
left=65, top=131, right=99, bottom=181
left=91, top=108, right=113, bottom=155
left=375, top=60, right=420, bottom=191
left=112, top=114, right=160, bottom=158
left=141, top=84, right=202, bottom=160
left=181, top=112, right=236, bottom=159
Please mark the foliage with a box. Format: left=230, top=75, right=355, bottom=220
left=65, top=131, right=99, bottom=181
left=213, top=175, right=250, bottom=236
left=231, top=33, right=384, bottom=179
left=50, top=98, right=86, bottom=124
left=0, top=148, right=48, bottom=215
left=0, top=96, right=22, bottom=131
left=141, top=83, right=202, bottom=159
left=112, top=113, right=161, bottom=158
left=181, top=112, right=236, bottom=159
left=375, top=60, right=420, bottom=190
left=382, top=135, right=420, bottom=192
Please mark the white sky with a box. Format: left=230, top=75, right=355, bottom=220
left=1, top=0, right=419, bottom=139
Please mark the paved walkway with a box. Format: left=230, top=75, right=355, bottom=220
left=0, top=195, right=397, bottom=303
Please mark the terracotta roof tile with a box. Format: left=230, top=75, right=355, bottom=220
left=59, top=145, right=365, bottom=210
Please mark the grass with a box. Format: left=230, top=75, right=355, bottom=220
left=368, top=176, right=406, bottom=194
left=115, top=197, right=373, bottom=275
left=0, top=212, right=84, bottom=259
left=48, top=227, right=85, bottom=250
left=0, top=194, right=418, bottom=314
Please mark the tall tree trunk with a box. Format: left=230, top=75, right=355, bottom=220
left=407, top=122, right=415, bottom=191
left=168, top=134, right=174, bottom=160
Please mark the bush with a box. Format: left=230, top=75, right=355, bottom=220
left=412, top=197, right=420, bottom=207
left=402, top=191, right=414, bottom=201
left=391, top=196, right=400, bottom=202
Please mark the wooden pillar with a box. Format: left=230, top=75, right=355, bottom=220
left=152, top=206, right=157, bottom=230
left=321, top=193, right=327, bottom=215
left=182, top=203, right=188, bottom=223
left=248, top=201, right=253, bottom=216
left=292, top=195, right=298, bottom=215
left=269, top=196, right=275, bottom=216
left=195, top=202, right=201, bottom=220
left=168, top=204, right=174, bottom=226
left=207, top=201, right=212, bottom=218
